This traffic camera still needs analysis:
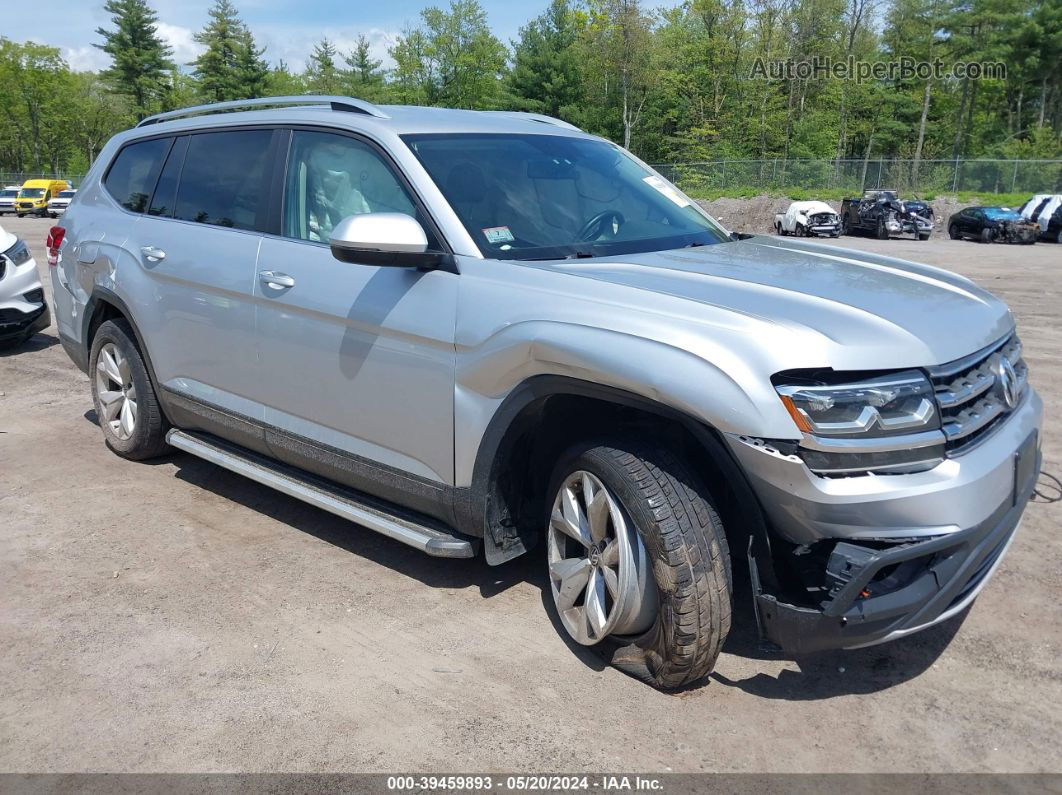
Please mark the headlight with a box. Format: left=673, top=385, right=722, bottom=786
left=776, top=371, right=945, bottom=476
left=4, top=239, right=31, bottom=267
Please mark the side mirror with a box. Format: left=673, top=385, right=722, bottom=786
left=328, top=212, right=455, bottom=272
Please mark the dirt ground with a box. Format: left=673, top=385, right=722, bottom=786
left=1, top=215, right=1060, bottom=774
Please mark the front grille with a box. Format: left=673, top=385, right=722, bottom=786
left=929, top=334, right=1027, bottom=454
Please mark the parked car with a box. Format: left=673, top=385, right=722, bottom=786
left=840, top=189, right=934, bottom=240
left=50, top=96, right=1042, bottom=689
left=1019, top=194, right=1062, bottom=242
left=15, top=179, right=70, bottom=218
left=774, top=200, right=841, bottom=237
left=948, top=206, right=1038, bottom=244
left=0, top=186, right=20, bottom=216
left=47, top=188, right=77, bottom=218
left=0, top=223, right=50, bottom=347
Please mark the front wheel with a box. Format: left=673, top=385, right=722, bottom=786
left=980, top=228, right=994, bottom=244
left=876, top=219, right=890, bottom=240
left=545, top=440, right=732, bottom=689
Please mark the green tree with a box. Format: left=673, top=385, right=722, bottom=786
left=305, top=38, right=343, bottom=94
left=390, top=0, right=508, bottom=108
left=0, top=39, right=72, bottom=171
left=94, top=0, right=174, bottom=119
left=192, top=0, right=268, bottom=102
left=507, top=0, right=584, bottom=120
left=344, top=34, right=386, bottom=101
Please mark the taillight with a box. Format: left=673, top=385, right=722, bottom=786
left=46, top=226, right=65, bottom=266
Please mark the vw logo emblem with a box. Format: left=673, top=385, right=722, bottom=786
left=995, top=356, right=1019, bottom=409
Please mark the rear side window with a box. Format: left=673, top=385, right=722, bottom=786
left=105, top=137, right=170, bottom=213
left=174, top=130, right=272, bottom=230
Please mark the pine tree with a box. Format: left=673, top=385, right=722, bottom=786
left=193, top=0, right=267, bottom=102
left=508, top=0, right=584, bottom=118
left=344, top=34, right=385, bottom=100
left=305, top=38, right=342, bottom=95
left=94, top=0, right=174, bottom=119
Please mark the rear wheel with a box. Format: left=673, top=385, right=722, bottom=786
left=89, top=319, right=169, bottom=460
left=545, top=439, right=732, bottom=690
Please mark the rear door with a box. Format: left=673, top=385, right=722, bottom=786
left=252, top=128, right=459, bottom=504
left=123, top=128, right=279, bottom=440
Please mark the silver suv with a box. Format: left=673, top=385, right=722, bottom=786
left=50, top=97, right=1042, bottom=689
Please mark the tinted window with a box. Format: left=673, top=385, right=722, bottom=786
left=58, top=191, right=76, bottom=198
left=105, top=138, right=170, bottom=213
left=282, top=130, right=429, bottom=245
left=149, top=136, right=188, bottom=217
left=175, top=130, right=272, bottom=230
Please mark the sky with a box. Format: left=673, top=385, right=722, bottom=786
left=2, top=0, right=678, bottom=74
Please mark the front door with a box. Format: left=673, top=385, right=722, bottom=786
left=253, top=128, right=458, bottom=508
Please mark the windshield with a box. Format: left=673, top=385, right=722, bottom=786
left=0, top=190, right=17, bottom=198
left=18, top=188, right=44, bottom=198
left=983, top=207, right=1022, bottom=221
left=403, top=133, right=730, bottom=260
left=57, top=191, right=76, bottom=198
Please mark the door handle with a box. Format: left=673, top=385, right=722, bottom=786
left=259, top=270, right=295, bottom=289
left=140, top=246, right=166, bottom=262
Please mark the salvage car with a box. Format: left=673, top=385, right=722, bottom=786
left=774, top=200, right=841, bottom=237
left=1020, top=194, right=1062, bottom=242
left=49, top=96, right=1043, bottom=689
left=840, top=189, right=934, bottom=240
left=948, top=207, right=1038, bottom=244
left=0, top=223, right=50, bottom=347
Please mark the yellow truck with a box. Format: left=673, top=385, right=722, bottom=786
left=16, top=179, right=70, bottom=218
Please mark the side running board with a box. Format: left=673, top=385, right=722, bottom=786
left=166, top=429, right=477, bottom=558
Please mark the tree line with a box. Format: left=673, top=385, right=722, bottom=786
left=0, top=0, right=1059, bottom=180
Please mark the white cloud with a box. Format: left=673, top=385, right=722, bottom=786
left=64, top=46, right=111, bottom=72
left=155, top=21, right=204, bottom=66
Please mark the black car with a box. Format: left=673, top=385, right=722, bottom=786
left=840, top=189, right=934, bottom=240
left=947, top=206, right=1038, bottom=244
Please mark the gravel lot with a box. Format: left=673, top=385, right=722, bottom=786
left=1, top=215, right=1060, bottom=773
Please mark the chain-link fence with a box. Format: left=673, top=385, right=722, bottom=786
left=650, top=159, right=1062, bottom=197
left=4, top=158, right=1061, bottom=198
left=1, top=172, right=85, bottom=188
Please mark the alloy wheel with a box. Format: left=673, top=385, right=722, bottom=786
left=95, top=342, right=138, bottom=441
left=546, top=470, right=657, bottom=645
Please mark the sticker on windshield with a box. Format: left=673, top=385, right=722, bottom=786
left=642, top=175, right=690, bottom=208
left=482, top=226, right=514, bottom=244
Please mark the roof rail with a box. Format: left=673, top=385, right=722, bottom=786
left=136, top=96, right=389, bottom=128
left=482, top=111, right=582, bottom=132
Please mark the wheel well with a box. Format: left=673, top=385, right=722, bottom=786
left=484, top=393, right=756, bottom=566
left=86, top=298, right=126, bottom=347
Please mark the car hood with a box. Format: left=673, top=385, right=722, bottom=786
left=0, top=225, right=14, bottom=252
left=524, top=236, right=1013, bottom=370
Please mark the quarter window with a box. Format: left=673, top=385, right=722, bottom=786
left=104, top=137, right=170, bottom=213
left=174, top=130, right=273, bottom=230
left=282, top=130, right=430, bottom=245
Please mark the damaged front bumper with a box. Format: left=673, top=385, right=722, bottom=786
left=725, top=389, right=1042, bottom=655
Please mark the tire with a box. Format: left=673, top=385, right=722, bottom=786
left=980, top=228, right=994, bottom=244
left=948, top=223, right=961, bottom=240
left=544, top=439, right=732, bottom=690
left=16, top=213, right=24, bottom=219
left=840, top=217, right=849, bottom=236
left=918, top=232, right=930, bottom=241
left=876, top=219, right=889, bottom=240
left=49, top=212, right=57, bottom=219
left=89, top=318, right=169, bottom=460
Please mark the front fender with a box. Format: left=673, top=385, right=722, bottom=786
left=453, top=318, right=789, bottom=487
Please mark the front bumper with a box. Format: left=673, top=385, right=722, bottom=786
left=726, top=389, right=1043, bottom=654
left=0, top=252, right=49, bottom=340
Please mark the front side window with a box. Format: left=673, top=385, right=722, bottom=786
left=282, top=130, right=425, bottom=244
left=104, top=138, right=170, bottom=212
left=174, top=130, right=272, bottom=230
left=403, top=133, right=729, bottom=260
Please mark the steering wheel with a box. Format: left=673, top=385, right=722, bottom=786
left=578, top=210, right=625, bottom=242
